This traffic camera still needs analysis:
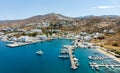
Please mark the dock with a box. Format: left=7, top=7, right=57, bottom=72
left=64, top=45, right=79, bottom=70
left=89, top=62, right=120, bottom=70
left=6, top=40, right=41, bottom=47
left=6, top=42, right=29, bottom=47
left=88, top=56, right=110, bottom=60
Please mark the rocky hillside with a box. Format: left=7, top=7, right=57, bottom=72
left=0, top=13, right=73, bottom=29
left=0, top=13, right=120, bottom=33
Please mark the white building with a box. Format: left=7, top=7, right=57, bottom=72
left=108, top=29, right=114, bottom=34
left=80, top=32, right=88, bottom=36
left=37, top=35, right=47, bottom=40
left=9, top=37, right=17, bottom=41
left=30, top=29, right=42, bottom=33
left=0, top=32, right=4, bottom=35
left=84, top=36, right=92, bottom=41
left=18, top=36, right=32, bottom=42
left=92, top=32, right=102, bottom=38
left=103, top=29, right=107, bottom=33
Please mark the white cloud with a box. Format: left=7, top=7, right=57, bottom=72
left=87, top=5, right=120, bottom=11
left=81, top=5, right=120, bottom=12
left=96, top=5, right=120, bottom=9
left=97, top=6, right=113, bottom=9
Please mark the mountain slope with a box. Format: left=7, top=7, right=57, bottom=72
left=0, top=13, right=74, bottom=29
left=0, top=13, right=120, bottom=33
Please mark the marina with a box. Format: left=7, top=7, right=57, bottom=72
left=89, top=62, right=120, bottom=70
left=88, top=56, right=110, bottom=60
left=64, top=45, right=79, bottom=70
left=0, top=0, right=120, bottom=73
left=0, top=39, right=120, bottom=73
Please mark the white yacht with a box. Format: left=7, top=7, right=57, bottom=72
left=36, top=50, right=44, bottom=55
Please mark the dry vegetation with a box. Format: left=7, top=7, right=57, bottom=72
left=91, top=31, right=120, bottom=54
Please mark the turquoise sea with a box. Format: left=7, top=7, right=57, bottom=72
left=0, top=39, right=120, bottom=73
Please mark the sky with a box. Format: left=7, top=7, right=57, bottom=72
left=0, top=0, right=120, bottom=20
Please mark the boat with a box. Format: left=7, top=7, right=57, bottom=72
left=94, top=52, right=99, bottom=54
left=58, top=55, right=69, bottom=59
left=36, top=50, right=44, bottom=55
left=88, top=56, right=106, bottom=60
left=60, top=48, right=69, bottom=54
left=75, top=61, right=79, bottom=67
left=89, top=62, right=92, bottom=65
left=92, top=62, right=97, bottom=65
left=95, top=65, right=99, bottom=71
left=111, top=65, right=114, bottom=69
left=105, top=65, right=109, bottom=69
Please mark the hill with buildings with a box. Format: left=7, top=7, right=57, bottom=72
left=0, top=13, right=120, bottom=32
left=0, top=13, right=120, bottom=54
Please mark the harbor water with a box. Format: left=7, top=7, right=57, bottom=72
left=0, top=39, right=120, bottom=73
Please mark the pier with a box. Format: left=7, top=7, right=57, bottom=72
left=6, top=40, right=41, bottom=47
left=64, top=45, right=79, bottom=70
left=88, top=56, right=110, bottom=60
left=89, top=62, right=120, bottom=70
left=6, top=42, right=29, bottom=47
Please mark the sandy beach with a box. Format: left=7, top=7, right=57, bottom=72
left=96, top=48, right=120, bottom=63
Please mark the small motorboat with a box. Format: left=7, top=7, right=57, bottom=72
left=58, top=55, right=69, bottom=59
left=36, top=50, right=44, bottom=55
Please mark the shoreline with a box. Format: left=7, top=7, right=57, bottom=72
left=4, top=37, right=120, bottom=63
left=96, top=47, right=120, bottom=63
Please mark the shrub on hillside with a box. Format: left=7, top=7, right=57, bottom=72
left=112, top=43, right=119, bottom=47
